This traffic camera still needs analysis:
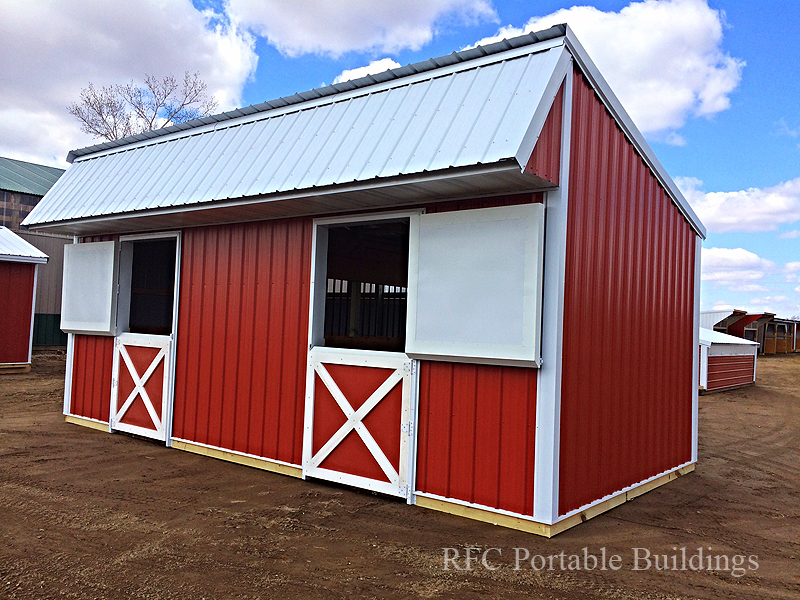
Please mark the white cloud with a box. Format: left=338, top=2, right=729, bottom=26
left=777, top=118, right=800, bottom=139
left=677, top=176, right=800, bottom=233
left=744, top=296, right=800, bottom=318
left=701, top=247, right=775, bottom=288
left=665, top=132, right=687, bottom=146
left=786, top=262, right=800, bottom=284
left=701, top=249, right=800, bottom=318
left=711, top=303, right=734, bottom=311
left=729, top=284, right=770, bottom=293
left=780, top=230, right=800, bottom=239
left=470, top=0, right=743, bottom=137
left=0, top=0, right=257, bottom=166
left=333, top=58, right=403, bottom=84
left=227, top=0, right=497, bottom=57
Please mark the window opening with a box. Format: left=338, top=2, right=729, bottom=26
left=323, top=221, right=409, bottom=352
left=127, top=239, right=176, bottom=335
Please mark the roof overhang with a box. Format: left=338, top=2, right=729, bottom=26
left=24, top=161, right=552, bottom=236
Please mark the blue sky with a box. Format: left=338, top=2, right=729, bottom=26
left=1, top=0, right=797, bottom=317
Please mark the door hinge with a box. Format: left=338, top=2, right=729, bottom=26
left=401, top=421, right=413, bottom=435
left=403, top=361, right=416, bottom=375
left=398, top=484, right=409, bottom=496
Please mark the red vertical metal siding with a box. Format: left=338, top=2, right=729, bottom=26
left=558, top=69, right=696, bottom=515
left=415, top=362, right=537, bottom=516
left=69, top=335, right=114, bottom=422
left=172, top=218, right=312, bottom=466
left=525, top=84, right=563, bottom=185
left=706, top=355, right=755, bottom=391
left=0, top=261, right=36, bottom=364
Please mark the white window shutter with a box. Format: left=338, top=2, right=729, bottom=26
left=406, top=203, right=545, bottom=367
left=61, top=241, right=119, bottom=335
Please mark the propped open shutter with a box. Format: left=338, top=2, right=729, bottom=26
left=61, top=241, right=119, bottom=335
left=405, top=203, right=545, bottom=367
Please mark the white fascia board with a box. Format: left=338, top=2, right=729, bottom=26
left=563, top=26, right=706, bottom=239
left=514, top=48, right=572, bottom=169
left=72, top=38, right=566, bottom=165
left=0, top=254, right=48, bottom=264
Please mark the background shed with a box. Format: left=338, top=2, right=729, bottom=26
left=699, top=327, right=758, bottom=393
left=0, top=157, right=68, bottom=347
left=0, top=226, right=48, bottom=371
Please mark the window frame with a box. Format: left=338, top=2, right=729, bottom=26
left=117, top=231, right=182, bottom=339
left=308, top=210, right=423, bottom=353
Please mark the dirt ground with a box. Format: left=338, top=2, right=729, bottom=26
left=0, top=352, right=797, bottom=600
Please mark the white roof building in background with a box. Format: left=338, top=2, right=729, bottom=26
left=0, top=226, right=48, bottom=264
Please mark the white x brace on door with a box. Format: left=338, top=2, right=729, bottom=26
left=303, top=347, right=417, bottom=499
left=110, top=333, right=172, bottom=441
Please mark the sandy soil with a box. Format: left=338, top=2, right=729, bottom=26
left=0, top=351, right=798, bottom=599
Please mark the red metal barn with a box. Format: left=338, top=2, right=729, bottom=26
left=698, top=328, right=758, bottom=393
left=23, top=25, right=705, bottom=536
left=0, top=226, right=48, bottom=372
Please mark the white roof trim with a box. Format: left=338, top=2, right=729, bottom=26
left=0, top=227, right=48, bottom=263
left=563, top=27, right=706, bottom=238
left=699, top=327, right=759, bottom=346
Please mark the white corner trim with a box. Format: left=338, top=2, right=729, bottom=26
left=63, top=333, right=75, bottom=416
left=692, top=236, right=701, bottom=462
left=28, top=263, right=39, bottom=364
left=532, top=68, right=573, bottom=525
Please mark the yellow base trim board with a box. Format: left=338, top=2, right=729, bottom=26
left=415, top=496, right=554, bottom=537
left=65, top=415, right=109, bottom=432
left=416, top=463, right=696, bottom=538
left=171, top=440, right=303, bottom=479
left=1, top=363, right=31, bottom=373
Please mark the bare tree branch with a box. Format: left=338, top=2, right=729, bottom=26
left=68, top=72, right=219, bottom=141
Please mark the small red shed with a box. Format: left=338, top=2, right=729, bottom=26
left=0, top=226, right=48, bottom=372
left=23, top=25, right=705, bottom=536
left=698, top=328, right=758, bottom=393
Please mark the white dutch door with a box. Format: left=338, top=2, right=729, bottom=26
left=303, top=347, right=415, bottom=498
left=110, top=236, right=180, bottom=442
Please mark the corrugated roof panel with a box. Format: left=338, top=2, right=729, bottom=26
left=404, top=68, right=477, bottom=172
left=24, top=45, right=566, bottom=227
left=0, top=157, right=64, bottom=196
left=493, top=52, right=561, bottom=158
left=342, top=86, right=414, bottom=183
left=307, top=95, right=372, bottom=187
left=0, top=226, right=48, bottom=263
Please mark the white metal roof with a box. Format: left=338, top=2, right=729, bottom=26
left=24, top=43, right=568, bottom=229
left=699, top=327, right=759, bottom=347
left=22, top=24, right=704, bottom=239
left=0, top=227, right=48, bottom=263
left=699, top=310, right=734, bottom=330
